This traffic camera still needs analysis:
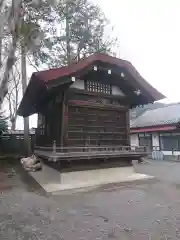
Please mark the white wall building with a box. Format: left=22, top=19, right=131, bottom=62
left=130, top=103, right=180, bottom=159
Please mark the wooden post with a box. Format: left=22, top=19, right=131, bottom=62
left=52, top=140, right=57, bottom=162
left=60, top=91, right=67, bottom=146
left=63, top=104, right=68, bottom=147
left=126, top=109, right=130, bottom=146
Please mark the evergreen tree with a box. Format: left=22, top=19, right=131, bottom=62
left=33, top=0, right=118, bottom=67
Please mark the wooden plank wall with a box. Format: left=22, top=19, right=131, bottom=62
left=67, top=105, right=128, bottom=146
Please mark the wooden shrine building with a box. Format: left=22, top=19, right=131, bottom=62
left=18, top=53, right=165, bottom=170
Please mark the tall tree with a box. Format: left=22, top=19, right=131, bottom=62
left=0, top=0, right=22, bottom=105
left=5, top=62, right=21, bottom=130
left=33, top=0, right=118, bottom=67
left=0, top=0, right=57, bottom=155
left=19, top=0, right=57, bottom=156
left=0, top=0, right=57, bottom=104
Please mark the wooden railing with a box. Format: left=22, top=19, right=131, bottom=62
left=34, top=145, right=148, bottom=162
left=35, top=145, right=147, bottom=153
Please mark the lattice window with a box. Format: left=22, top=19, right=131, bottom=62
left=86, top=80, right=112, bottom=94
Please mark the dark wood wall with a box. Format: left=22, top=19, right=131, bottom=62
left=36, top=97, right=63, bottom=146
left=66, top=89, right=130, bottom=146
left=68, top=104, right=128, bottom=146
left=35, top=87, right=130, bottom=147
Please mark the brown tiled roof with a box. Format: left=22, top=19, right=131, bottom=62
left=34, top=53, right=165, bottom=101
left=18, top=53, right=165, bottom=117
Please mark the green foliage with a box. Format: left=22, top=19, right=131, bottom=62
left=1, top=0, right=118, bottom=73
left=32, top=0, right=118, bottom=67
left=19, top=0, right=56, bottom=52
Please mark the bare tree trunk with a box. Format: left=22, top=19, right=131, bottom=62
left=65, top=3, right=71, bottom=65
left=0, top=1, right=4, bottom=67
left=0, top=37, right=17, bottom=105
left=0, top=0, right=22, bottom=105
left=21, top=43, right=31, bottom=157
left=0, top=38, right=2, bottom=67
left=11, top=120, right=15, bottom=130
left=11, top=116, right=16, bottom=130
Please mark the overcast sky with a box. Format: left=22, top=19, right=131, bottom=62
left=94, top=0, right=180, bottom=103
left=17, top=0, right=180, bottom=129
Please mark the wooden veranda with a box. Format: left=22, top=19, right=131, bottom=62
left=34, top=145, right=148, bottom=172
left=18, top=53, right=165, bottom=169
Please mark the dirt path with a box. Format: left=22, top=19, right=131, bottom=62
left=0, top=161, right=23, bottom=191
left=1, top=160, right=180, bottom=239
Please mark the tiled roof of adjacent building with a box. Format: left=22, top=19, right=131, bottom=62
left=131, top=103, right=180, bottom=128
left=130, top=102, right=165, bottom=120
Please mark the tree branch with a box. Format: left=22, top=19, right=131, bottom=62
left=27, top=55, right=39, bottom=71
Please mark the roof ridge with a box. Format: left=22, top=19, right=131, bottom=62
left=144, top=102, right=180, bottom=113
left=131, top=102, right=180, bottom=129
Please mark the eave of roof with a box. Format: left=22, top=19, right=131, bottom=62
left=34, top=53, right=165, bottom=101
left=131, top=125, right=177, bottom=133
left=18, top=53, right=166, bottom=117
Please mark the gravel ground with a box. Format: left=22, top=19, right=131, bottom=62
left=1, top=160, right=180, bottom=239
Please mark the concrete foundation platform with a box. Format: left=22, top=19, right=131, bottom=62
left=29, top=164, right=154, bottom=194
